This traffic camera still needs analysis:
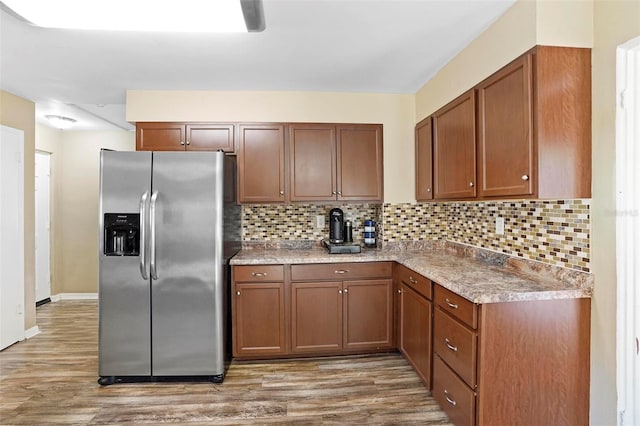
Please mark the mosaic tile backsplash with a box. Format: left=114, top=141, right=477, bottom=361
left=241, top=199, right=590, bottom=272
left=242, top=204, right=382, bottom=244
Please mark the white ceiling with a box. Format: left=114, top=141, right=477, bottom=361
left=0, top=0, right=516, bottom=131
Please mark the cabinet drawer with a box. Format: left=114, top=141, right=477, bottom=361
left=396, top=264, right=432, bottom=300
left=291, top=262, right=392, bottom=281
left=433, top=355, right=476, bottom=426
left=434, top=284, right=477, bottom=329
left=434, top=308, right=477, bottom=388
left=234, top=265, right=284, bottom=282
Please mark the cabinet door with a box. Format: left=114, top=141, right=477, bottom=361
left=186, top=123, right=235, bottom=152
left=343, top=279, right=393, bottom=351
left=433, top=90, right=476, bottom=199
left=289, top=124, right=336, bottom=201
left=291, top=282, right=342, bottom=353
left=237, top=124, right=286, bottom=203
left=233, top=282, right=287, bottom=357
left=477, top=54, right=533, bottom=197
left=136, top=122, right=186, bottom=151
left=336, top=125, right=383, bottom=201
left=399, top=283, right=432, bottom=388
left=415, top=117, right=433, bottom=201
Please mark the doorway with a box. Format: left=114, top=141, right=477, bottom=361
left=35, top=151, right=51, bottom=304
left=616, top=35, right=640, bottom=426
left=0, top=125, right=25, bottom=350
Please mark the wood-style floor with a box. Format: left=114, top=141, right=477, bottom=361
left=0, top=301, right=452, bottom=425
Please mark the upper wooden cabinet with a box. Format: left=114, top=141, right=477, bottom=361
left=237, top=124, right=286, bottom=203
left=433, top=90, right=477, bottom=200
left=289, top=123, right=383, bottom=202
left=415, top=117, right=433, bottom=201
left=477, top=46, right=591, bottom=199
left=418, top=45, right=591, bottom=202
left=136, top=122, right=235, bottom=152
left=477, top=54, right=533, bottom=198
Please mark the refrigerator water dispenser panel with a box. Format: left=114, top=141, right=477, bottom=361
left=104, top=213, right=140, bottom=256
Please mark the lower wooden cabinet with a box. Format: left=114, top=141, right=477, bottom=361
left=433, top=283, right=591, bottom=425
left=232, top=265, right=287, bottom=357
left=396, top=263, right=433, bottom=389
left=291, top=278, right=394, bottom=354
left=233, top=262, right=394, bottom=360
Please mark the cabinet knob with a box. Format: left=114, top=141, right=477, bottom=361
left=468, top=182, right=474, bottom=187
left=427, top=188, right=431, bottom=192
left=279, top=191, right=284, bottom=195
left=186, top=140, right=190, bottom=145
left=339, top=289, right=343, bottom=294
left=343, top=288, right=348, bottom=294
left=397, top=289, right=402, bottom=294
left=236, top=291, right=240, bottom=296
left=332, top=191, right=337, bottom=195
left=521, top=174, right=529, bottom=181
left=337, top=191, right=342, bottom=196
left=180, top=141, right=185, bottom=145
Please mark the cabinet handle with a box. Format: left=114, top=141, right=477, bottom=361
left=334, top=270, right=348, bottom=274
left=521, top=174, right=529, bottom=181
left=468, top=182, right=474, bottom=187
left=445, top=298, right=458, bottom=309
left=444, top=390, right=457, bottom=406
left=445, top=338, right=458, bottom=352
left=251, top=272, right=267, bottom=277
left=186, top=140, right=190, bottom=145
left=236, top=291, right=240, bottom=296
left=409, top=276, right=418, bottom=285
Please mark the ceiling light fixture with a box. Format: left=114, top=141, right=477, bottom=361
left=2, top=0, right=264, bottom=33
left=45, top=115, right=77, bottom=130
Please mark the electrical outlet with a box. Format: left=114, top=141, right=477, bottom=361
left=495, top=216, right=505, bottom=235
left=316, top=215, right=325, bottom=229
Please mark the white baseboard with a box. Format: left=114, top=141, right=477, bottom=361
left=52, top=293, right=98, bottom=301
left=25, top=325, right=40, bottom=339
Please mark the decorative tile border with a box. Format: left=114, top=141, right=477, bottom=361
left=240, top=199, right=591, bottom=272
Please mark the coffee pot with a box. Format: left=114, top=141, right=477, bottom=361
left=329, top=208, right=344, bottom=243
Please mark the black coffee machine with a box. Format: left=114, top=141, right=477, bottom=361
left=329, top=208, right=344, bottom=243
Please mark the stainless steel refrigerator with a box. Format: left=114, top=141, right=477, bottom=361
left=97, top=150, right=240, bottom=385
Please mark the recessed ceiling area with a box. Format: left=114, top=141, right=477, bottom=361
left=0, top=0, right=517, bottom=131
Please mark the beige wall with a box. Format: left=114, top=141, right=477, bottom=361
left=52, top=131, right=135, bottom=293
left=591, top=2, right=640, bottom=425
left=0, top=90, right=37, bottom=330
left=127, top=90, right=416, bottom=204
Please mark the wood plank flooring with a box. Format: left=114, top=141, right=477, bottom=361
left=0, top=301, right=452, bottom=425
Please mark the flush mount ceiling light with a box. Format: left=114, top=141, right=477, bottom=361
left=45, top=115, right=77, bottom=130
left=1, top=0, right=264, bottom=32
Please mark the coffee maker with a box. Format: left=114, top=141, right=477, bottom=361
left=329, top=208, right=344, bottom=243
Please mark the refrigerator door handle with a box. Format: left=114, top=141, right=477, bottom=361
left=150, top=191, right=159, bottom=280
left=139, top=191, right=149, bottom=280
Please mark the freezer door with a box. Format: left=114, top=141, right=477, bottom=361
left=151, top=151, right=225, bottom=376
left=98, top=151, right=152, bottom=376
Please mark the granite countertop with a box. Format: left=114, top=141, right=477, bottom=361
left=230, top=242, right=593, bottom=304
